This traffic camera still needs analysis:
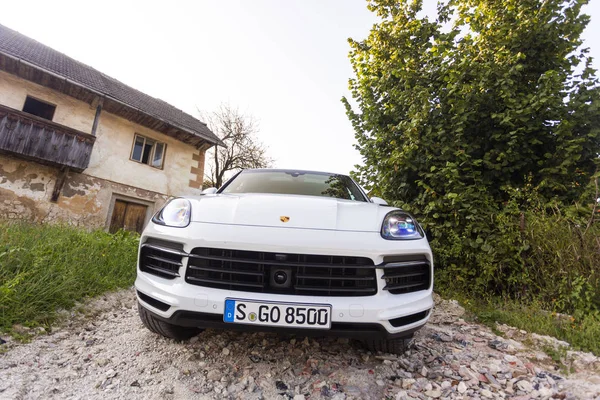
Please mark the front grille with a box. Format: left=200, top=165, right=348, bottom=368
left=185, top=248, right=377, bottom=296
left=139, top=240, right=185, bottom=279
left=381, top=256, right=431, bottom=294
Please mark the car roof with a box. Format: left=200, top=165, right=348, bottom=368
left=241, top=168, right=348, bottom=177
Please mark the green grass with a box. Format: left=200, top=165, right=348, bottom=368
left=455, top=295, right=600, bottom=356
left=0, top=221, right=139, bottom=333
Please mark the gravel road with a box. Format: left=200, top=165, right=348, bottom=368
left=1, top=290, right=599, bottom=400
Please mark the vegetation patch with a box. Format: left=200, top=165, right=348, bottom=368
left=0, top=221, right=138, bottom=334
left=453, top=294, right=600, bottom=357
left=435, top=204, right=600, bottom=356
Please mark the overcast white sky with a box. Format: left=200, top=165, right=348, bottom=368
left=1, top=1, right=598, bottom=175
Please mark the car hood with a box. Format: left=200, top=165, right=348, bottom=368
left=186, top=193, right=394, bottom=232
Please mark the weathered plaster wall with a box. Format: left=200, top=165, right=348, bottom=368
left=0, top=153, right=168, bottom=228
left=0, top=70, right=206, bottom=197
left=86, top=112, right=204, bottom=196
left=0, top=70, right=95, bottom=133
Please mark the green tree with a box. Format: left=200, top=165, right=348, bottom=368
left=343, top=0, right=600, bottom=298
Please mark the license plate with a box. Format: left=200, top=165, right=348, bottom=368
left=223, top=299, right=332, bottom=329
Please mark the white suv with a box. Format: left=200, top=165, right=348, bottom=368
left=135, top=169, right=433, bottom=353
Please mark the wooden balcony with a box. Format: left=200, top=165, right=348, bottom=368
left=0, top=103, right=95, bottom=172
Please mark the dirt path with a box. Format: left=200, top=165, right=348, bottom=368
left=1, top=290, right=599, bottom=400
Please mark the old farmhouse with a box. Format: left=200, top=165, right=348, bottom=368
left=0, top=24, right=222, bottom=233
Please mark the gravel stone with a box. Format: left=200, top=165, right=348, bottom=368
left=96, top=358, right=109, bottom=367
left=0, top=290, right=599, bottom=399
left=206, top=369, right=221, bottom=381
left=516, top=379, right=534, bottom=392
left=402, top=378, right=416, bottom=389
left=424, top=389, right=442, bottom=398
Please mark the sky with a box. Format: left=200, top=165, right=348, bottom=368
left=0, top=0, right=598, bottom=176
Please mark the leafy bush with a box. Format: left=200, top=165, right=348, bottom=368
left=344, top=0, right=600, bottom=325
left=434, top=178, right=600, bottom=315
left=0, top=222, right=139, bottom=331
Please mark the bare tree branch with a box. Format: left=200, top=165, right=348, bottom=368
left=201, top=103, right=272, bottom=188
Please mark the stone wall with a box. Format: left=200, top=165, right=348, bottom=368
left=0, top=153, right=168, bottom=229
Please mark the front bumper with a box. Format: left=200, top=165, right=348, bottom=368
left=135, top=221, right=434, bottom=339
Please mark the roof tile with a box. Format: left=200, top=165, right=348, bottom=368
left=0, top=23, right=220, bottom=145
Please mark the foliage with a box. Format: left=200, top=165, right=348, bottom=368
left=343, top=0, right=600, bottom=314
left=0, top=222, right=138, bottom=332
left=203, top=104, right=272, bottom=188
left=432, top=180, right=600, bottom=311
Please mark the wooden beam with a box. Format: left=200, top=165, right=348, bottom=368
left=90, top=97, right=104, bottom=136
left=197, top=141, right=214, bottom=152
left=51, top=167, right=70, bottom=202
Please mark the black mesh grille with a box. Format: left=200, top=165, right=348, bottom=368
left=382, top=256, right=431, bottom=294
left=137, top=290, right=171, bottom=312
left=185, top=248, right=377, bottom=296
left=139, top=241, right=184, bottom=280
left=389, top=310, right=430, bottom=327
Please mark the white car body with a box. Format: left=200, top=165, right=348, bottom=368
left=135, top=170, right=433, bottom=348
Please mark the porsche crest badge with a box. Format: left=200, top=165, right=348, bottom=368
left=280, top=216, right=290, bottom=223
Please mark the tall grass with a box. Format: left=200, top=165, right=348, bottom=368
left=454, top=295, right=600, bottom=356
left=436, top=204, right=600, bottom=355
left=0, top=221, right=139, bottom=331
left=523, top=210, right=600, bottom=315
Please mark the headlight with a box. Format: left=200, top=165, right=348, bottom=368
left=381, top=210, right=424, bottom=240
left=152, top=198, right=191, bottom=227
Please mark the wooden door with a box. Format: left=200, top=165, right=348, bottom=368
left=109, top=200, right=148, bottom=234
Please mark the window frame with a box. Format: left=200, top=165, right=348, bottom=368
left=129, top=133, right=167, bottom=169
left=22, top=95, right=57, bottom=121
left=218, top=169, right=369, bottom=202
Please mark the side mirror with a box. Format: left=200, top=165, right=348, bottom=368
left=202, top=187, right=218, bottom=195
left=371, top=196, right=388, bottom=206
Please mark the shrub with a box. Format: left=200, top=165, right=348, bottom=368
left=344, top=0, right=600, bottom=335
left=434, top=178, right=600, bottom=316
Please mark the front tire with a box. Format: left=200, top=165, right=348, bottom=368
left=138, top=302, right=202, bottom=341
left=363, top=336, right=413, bottom=354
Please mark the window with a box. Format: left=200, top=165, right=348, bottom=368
left=22, top=96, right=56, bottom=120
left=130, top=134, right=166, bottom=169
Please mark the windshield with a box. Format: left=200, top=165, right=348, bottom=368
left=220, top=170, right=368, bottom=202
